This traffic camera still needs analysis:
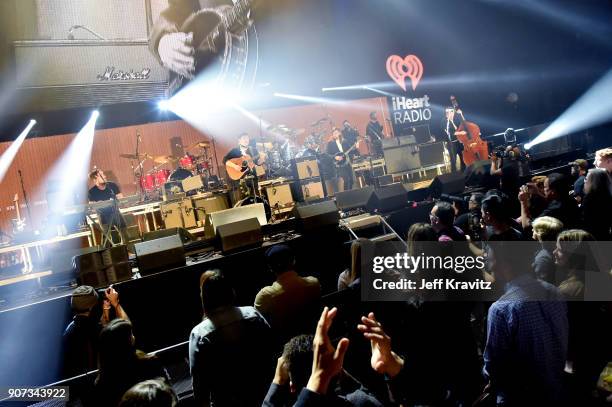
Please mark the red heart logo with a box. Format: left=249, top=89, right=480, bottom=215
left=386, top=54, right=424, bottom=92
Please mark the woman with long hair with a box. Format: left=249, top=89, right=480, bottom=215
left=95, top=319, right=165, bottom=407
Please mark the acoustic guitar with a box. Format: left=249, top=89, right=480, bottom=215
left=226, top=154, right=258, bottom=180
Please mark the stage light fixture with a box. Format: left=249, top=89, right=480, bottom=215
left=158, top=99, right=170, bottom=111
left=0, top=119, right=37, bottom=183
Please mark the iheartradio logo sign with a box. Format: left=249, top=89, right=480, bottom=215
left=386, top=54, right=424, bottom=92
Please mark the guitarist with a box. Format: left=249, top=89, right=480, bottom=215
left=326, top=127, right=358, bottom=193
left=149, top=0, right=252, bottom=90
left=223, top=133, right=264, bottom=204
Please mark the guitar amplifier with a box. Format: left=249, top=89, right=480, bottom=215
left=192, top=193, right=230, bottom=222
left=263, top=183, right=294, bottom=210
left=292, top=178, right=325, bottom=202
left=13, top=39, right=168, bottom=111
left=292, top=157, right=320, bottom=180
left=161, top=199, right=197, bottom=229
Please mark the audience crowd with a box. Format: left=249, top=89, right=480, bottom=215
left=60, top=148, right=612, bottom=406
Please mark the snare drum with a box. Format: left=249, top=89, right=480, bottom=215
left=154, top=169, right=171, bottom=186
left=139, top=174, right=155, bottom=191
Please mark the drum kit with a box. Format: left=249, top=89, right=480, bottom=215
left=259, top=124, right=307, bottom=176
left=120, top=140, right=217, bottom=198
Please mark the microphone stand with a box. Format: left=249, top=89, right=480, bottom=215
left=135, top=130, right=144, bottom=201
left=18, top=170, right=33, bottom=231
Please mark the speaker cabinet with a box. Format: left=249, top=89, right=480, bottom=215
left=134, top=235, right=186, bottom=276
left=293, top=179, right=325, bottom=202
left=161, top=199, right=197, bottom=229
left=293, top=200, right=340, bottom=232
left=192, top=193, right=230, bottom=222
left=263, top=183, right=294, bottom=210
left=74, top=245, right=132, bottom=288
left=419, top=142, right=446, bottom=167
left=293, top=158, right=320, bottom=180
left=383, top=145, right=421, bottom=173
left=367, top=183, right=408, bottom=213
left=143, top=227, right=195, bottom=244
left=216, top=218, right=263, bottom=253
left=335, top=186, right=375, bottom=211
left=429, top=172, right=466, bottom=198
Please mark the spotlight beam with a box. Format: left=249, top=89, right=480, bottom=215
left=0, top=119, right=36, bottom=183
left=45, top=111, right=99, bottom=211
left=525, top=68, right=612, bottom=149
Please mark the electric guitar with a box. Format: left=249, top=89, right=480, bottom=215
left=166, top=0, right=259, bottom=96
left=11, top=193, right=26, bottom=233
left=333, top=136, right=363, bottom=168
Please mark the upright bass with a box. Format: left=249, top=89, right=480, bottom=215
left=449, top=96, right=489, bottom=166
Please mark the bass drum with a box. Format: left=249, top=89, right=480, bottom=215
left=233, top=195, right=272, bottom=221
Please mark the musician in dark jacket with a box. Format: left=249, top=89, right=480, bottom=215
left=326, top=128, right=357, bottom=194
left=441, top=107, right=465, bottom=172
left=365, top=112, right=384, bottom=157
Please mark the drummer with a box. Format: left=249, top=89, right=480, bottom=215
left=169, top=155, right=194, bottom=182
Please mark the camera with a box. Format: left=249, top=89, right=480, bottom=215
left=439, top=193, right=469, bottom=204
left=494, top=146, right=509, bottom=159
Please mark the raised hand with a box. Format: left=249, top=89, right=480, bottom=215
left=306, top=307, right=350, bottom=395
left=358, top=312, right=404, bottom=378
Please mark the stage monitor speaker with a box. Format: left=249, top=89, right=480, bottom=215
left=383, top=145, right=421, bottom=173
left=335, top=186, right=375, bottom=211
left=216, top=217, right=263, bottom=253
left=386, top=202, right=436, bottom=238
left=403, top=184, right=431, bottom=202
left=143, top=227, right=195, bottom=244
left=429, top=172, right=465, bottom=198
left=419, top=142, right=445, bottom=167
left=293, top=200, right=340, bottom=232
left=209, top=203, right=268, bottom=234
left=135, top=235, right=186, bottom=276
left=367, top=183, right=408, bottom=213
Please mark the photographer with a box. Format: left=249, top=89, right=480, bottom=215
left=454, top=192, right=484, bottom=241
left=490, top=145, right=522, bottom=215
left=63, top=285, right=130, bottom=378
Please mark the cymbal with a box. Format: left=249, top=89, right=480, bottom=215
left=187, top=140, right=211, bottom=149
left=153, top=155, right=179, bottom=164
left=119, top=153, right=151, bottom=160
